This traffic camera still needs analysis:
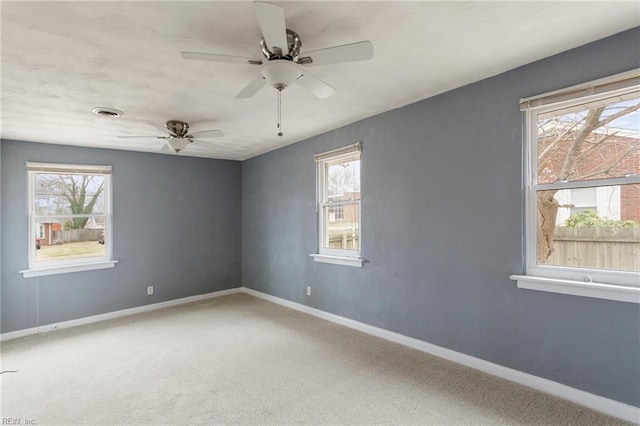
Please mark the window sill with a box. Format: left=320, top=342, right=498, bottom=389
left=310, top=254, right=364, bottom=268
left=509, top=274, right=640, bottom=304
left=20, top=260, right=118, bottom=278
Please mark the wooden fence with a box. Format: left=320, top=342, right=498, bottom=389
left=328, top=226, right=359, bottom=250
left=53, top=229, right=103, bottom=243
left=548, top=227, right=639, bottom=271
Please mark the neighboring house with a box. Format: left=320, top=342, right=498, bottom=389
left=84, top=216, right=105, bottom=230
left=327, top=192, right=360, bottom=224
left=554, top=186, right=623, bottom=224
left=37, top=221, right=62, bottom=246
left=538, top=131, right=640, bottom=225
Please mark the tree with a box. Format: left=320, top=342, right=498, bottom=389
left=536, top=101, right=640, bottom=263
left=327, top=161, right=360, bottom=199
left=36, top=174, right=104, bottom=229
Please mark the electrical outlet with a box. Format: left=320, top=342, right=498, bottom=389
left=147, top=286, right=154, bottom=295
left=306, top=286, right=311, bottom=296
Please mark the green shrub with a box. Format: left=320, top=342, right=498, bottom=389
left=564, top=209, right=638, bottom=228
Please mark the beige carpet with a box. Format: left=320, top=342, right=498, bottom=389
left=0, top=293, right=631, bottom=425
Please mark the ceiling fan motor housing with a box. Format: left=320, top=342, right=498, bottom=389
left=166, top=120, right=190, bottom=137
left=260, top=29, right=302, bottom=60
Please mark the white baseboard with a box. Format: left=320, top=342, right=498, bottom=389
left=1, top=325, right=41, bottom=342
left=240, top=287, right=640, bottom=424
left=0, top=287, right=242, bottom=342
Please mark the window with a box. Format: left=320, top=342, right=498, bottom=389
left=21, top=162, right=116, bottom=277
left=328, top=202, right=344, bottom=222
left=512, top=70, right=640, bottom=303
left=311, top=143, right=363, bottom=267
left=563, top=187, right=598, bottom=216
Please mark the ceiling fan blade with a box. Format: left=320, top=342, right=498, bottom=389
left=189, top=129, right=224, bottom=138
left=117, top=135, right=163, bottom=139
left=236, top=74, right=267, bottom=99
left=299, top=41, right=374, bottom=67
left=148, top=122, right=172, bottom=135
left=297, top=70, right=336, bottom=99
left=181, top=51, right=262, bottom=65
left=191, top=139, right=216, bottom=146
left=254, top=1, right=288, bottom=54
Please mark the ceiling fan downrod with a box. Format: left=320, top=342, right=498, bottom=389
left=277, top=89, right=283, bottom=137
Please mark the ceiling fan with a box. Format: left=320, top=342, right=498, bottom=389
left=117, top=120, right=223, bottom=153
left=181, top=1, right=374, bottom=135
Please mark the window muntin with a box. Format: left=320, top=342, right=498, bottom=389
left=28, top=163, right=112, bottom=269
left=316, top=144, right=361, bottom=258
left=526, top=83, right=640, bottom=285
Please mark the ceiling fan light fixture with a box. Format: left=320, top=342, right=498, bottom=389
left=167, top=137, right=189, bottom=153
left=261, top=60, right=302, bottom=90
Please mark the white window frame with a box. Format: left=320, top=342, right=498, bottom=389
left=310, top=143, right=364, bottom=268
left=511, top=69, right=640, bottom=303
left=20, top=162, right=117, bottom=278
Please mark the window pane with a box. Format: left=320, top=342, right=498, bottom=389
left=35, top=216, right=106, bottom=263
left=326, top=159, right=360, bottom=201
left=35, top=173, right=106, bottom=215
left=570, top=187, right=597, bottom=206
left=537, top=184, right=639, bottom=271
left=323, top=204, right=360, bottom=251
left=537, top=97, right=640, bottom=184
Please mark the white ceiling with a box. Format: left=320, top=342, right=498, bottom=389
left=2, top=1, right=638, bottom=161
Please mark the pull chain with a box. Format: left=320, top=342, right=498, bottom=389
left=277, top=90, right=283, bottom=137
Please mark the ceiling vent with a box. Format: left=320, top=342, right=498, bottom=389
left=92, top=107, right=123, bottom=118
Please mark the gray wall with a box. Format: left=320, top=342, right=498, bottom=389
left=242, top=28, right=640, bottom=407
left=1, top=140, right=242, bottom=333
